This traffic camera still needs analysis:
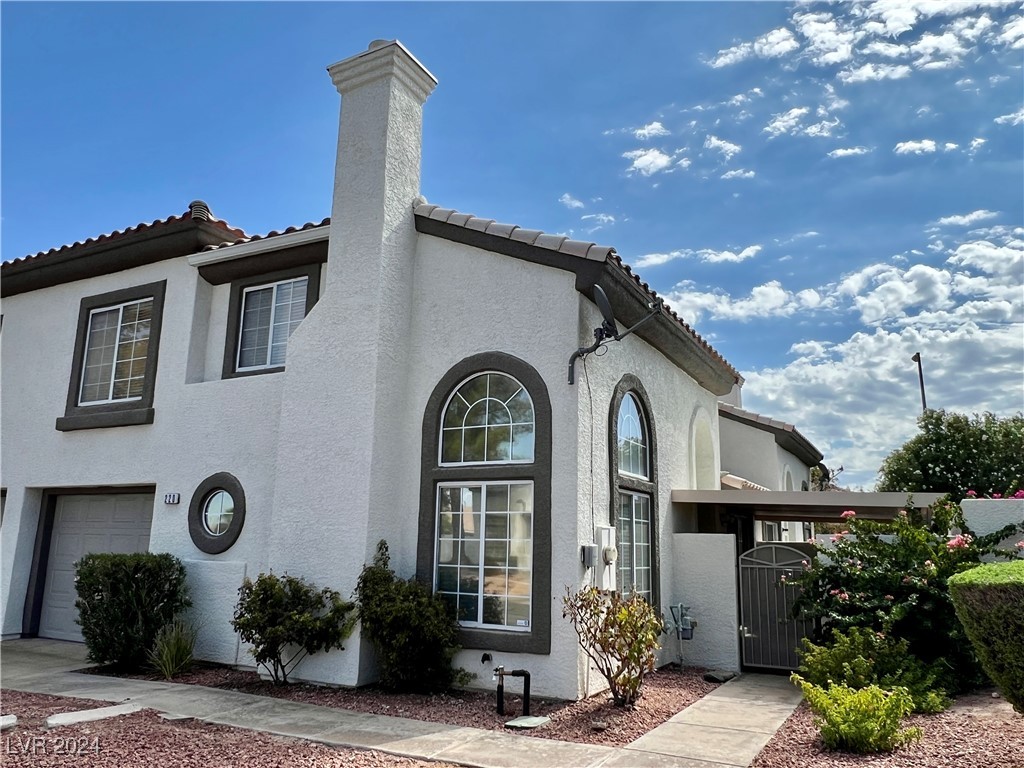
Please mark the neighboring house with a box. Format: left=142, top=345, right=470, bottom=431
left=718, top=401, right=824, bottom=544
left=2, top=40, right=844, bottom=697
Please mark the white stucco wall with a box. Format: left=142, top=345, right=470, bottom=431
left=0, top=258, right=285, bottom=651
left=719, top=418, right=778, bottom=490
left=961, top=498, right=1024, bottom=557
left=671, top=533, right=740, bottom=671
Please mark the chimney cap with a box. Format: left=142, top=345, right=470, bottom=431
left=327, top=39, right=437, bottom=102
left=368, top=39, right=393, bottom=51
left=189, top=200, right=212, bottom=221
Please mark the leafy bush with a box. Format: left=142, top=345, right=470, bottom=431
left=148, top=618, right=198, bottom=679
left=792, top=676, right=922, bottom=753
left=355, top=540, right=466, bottom=693
left=797, top=627, right=950, bottom=713
left=792, top=500, right=1022, bottom=692
left=877, top=409, right=1024, bottom=501
left=231, top=572, right=356, bottom=685
left=948, top=560, right=1024, bottom=713
left=75, top=552, right=190, bottom=671
left=562, top=586, right=662, bottom=707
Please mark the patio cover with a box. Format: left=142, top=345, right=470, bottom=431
left=670, top=490, right=946, bottom=523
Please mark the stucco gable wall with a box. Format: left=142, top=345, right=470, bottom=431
left=719, top=417, right=779, bottom=490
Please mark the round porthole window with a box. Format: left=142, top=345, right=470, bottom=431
left=188, top=472, right=245, bottom=554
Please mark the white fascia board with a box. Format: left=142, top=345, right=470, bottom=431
left=187, top=227, right=329, bottom=268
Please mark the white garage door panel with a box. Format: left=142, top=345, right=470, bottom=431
left=38, top=493, right=154, bottom=642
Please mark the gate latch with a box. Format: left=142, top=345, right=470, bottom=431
left=739, top=625, right=757, bottom=639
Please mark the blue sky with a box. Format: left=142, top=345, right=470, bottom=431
left=3, top=2, right=1022, bottom=488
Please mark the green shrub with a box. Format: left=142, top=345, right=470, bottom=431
left=355, top=540, right=466, bottom=693
left=231, top=572, right=356, bottom=685
left=792, top=676, right=922, bottom=753
left=797, top=627, right=950, bottom=713
left=562, top=586, right=663, bottom=707
left=948, top=560, right=1024, bottom=713
left=75, top=552, right=190, bottom=671
left=148, top=618, right=198, bottom=679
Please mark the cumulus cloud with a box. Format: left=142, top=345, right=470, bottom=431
left=622, top=148, right=673, bottom=176
left=666, top=279, right=824, bottom=324
left=994, top=107, right=1024, bottom=126
left=947, top=239, right=1024, bottom=276
left=754, top=27, right=801, bottom=58
left=894, top=139, right=937, bottom=154
left=968, top=137, right=987, bottom=154
left=633, top=244, right=763, bottom=268
left=634, top=121, right=670, bottom=140
left=704, top=135, right=742, bottom=160
left=935, top=210, right=998, bottom=226
left=838, top=63, right=913, bottom=83
left=559, top=193, right=584, bottom=209
left=721, top=169, right=756, bottom=180
left=793, top=11, right=858, bottom=66
left=828, top=146, right=871, bottom=158
left=995, top=15, right=1024, bottom=48
left=910, top=31, right=967, bottom=68
left=764, top=107, right=811, bottom=137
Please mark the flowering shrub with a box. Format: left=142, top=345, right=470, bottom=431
left=792, top=497, right=1023, bottom=692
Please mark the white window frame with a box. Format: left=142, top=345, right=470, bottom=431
left=234, top=276, right=308, bottom=372
left=617, top=490, right=653, bottom=602
left=438, top=371, right=536, bottom=467
left=433, top=480, right=534, bottom=632
left=617, top=393, right=649, bottom=480
left=77, top=297, right=153, bottom=406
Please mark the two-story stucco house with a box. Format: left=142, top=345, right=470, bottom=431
left=1, top=40, right=834, bottom=698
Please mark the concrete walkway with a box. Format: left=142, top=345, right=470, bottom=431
left=1, top=639, right=801, bottom=768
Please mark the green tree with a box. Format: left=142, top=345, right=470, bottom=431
left=876, top=410, right=1024, bottom=501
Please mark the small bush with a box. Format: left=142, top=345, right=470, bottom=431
left=562, top=586, right=662, bottom=707
left=797, top=627, right=950, bottom=713
left=75, top=553, right=190, bottom=671
left=231, top=572, right=356, bottom=685
left=948, top=560, right=1024, bottom=713
left=149, top=619, right=198, bottom=679
left=355, top=540, right=466, bottom=693
left=792, top=676, right=922, bottom=754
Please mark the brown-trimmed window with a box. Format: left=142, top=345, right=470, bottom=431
left=56, top=281, right=166, bottom=432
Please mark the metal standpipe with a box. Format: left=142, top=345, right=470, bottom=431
left=493, top=666, right=532, bottom=716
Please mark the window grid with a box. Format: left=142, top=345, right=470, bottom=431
left=78, top=298, right=153, bottom=406
left=440, top=372, right=535, bottom=466
left=617, top=491, right=652, bottom=602
left=236, top=277, right=308, bottom=371
left=434, top=481, right=533, bottom=631
left=617, top=393, right=648, bottom=479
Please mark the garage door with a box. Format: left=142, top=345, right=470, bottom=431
left=39, top=493, right=154, bottom=642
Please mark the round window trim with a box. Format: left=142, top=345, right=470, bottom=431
left=188, top=472, right=246, bottom=554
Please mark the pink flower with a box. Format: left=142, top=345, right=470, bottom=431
left=829, top=589, right=840, bottom=596
left=966, top=490, right=977, bottom=498
left=947, top=533, right=973, bottom=550
left=993, top=493, right=1003, bottom=499
left=779, top=575, right=788, bottom=584
left=837, top=592, right=850, bottom=601
left=841, top=510, right=857, bottom=520
left=884, top=595, right=894, bottom=601
left=1014, top=541, right=1024, bottom=550
left=924, top=560, right=934, bottom=568
left=1014, top=490, right=1024, bottom=499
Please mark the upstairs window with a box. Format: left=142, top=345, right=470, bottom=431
left=79, top=298, right=153, bottom=405
left=617, top=393, right=648, bottom=479
left=441, top=372, right=535, bottom=465
left=57, top=281, right=166, bottom=432
left=236, top=276, right=308, bottom=371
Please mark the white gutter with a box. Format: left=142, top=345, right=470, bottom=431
left=187, top=226, right=329, bottom=267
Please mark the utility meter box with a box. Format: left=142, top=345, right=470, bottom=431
left=595, top=525, right=616, bottom=592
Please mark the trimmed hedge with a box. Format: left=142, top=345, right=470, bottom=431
left=948, top=560, right=1024, bottom=713
left=75, top=552, right=190, bottom=671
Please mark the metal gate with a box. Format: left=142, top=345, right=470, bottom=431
left=738, top=544, right=815, bottom=670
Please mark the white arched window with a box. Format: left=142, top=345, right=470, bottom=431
left=617, top=393, right=648, bottom=479
left=440, top=373, right=535, bottom=465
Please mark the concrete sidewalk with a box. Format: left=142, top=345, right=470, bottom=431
left=1, top=639, right=801, bottom=768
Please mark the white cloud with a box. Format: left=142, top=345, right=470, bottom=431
left=754, top=27, right=801, bottom=58
left=793, top=11, right=858, bottom=66
left=893, top=139, right=937, bottom=154
left=968, top=137, right=986, bottom=154
left=828, top=146, right=871, bottom=158
left=935, top=210, right=998, bottom=226
left=804, top=118, right=842, bottom=137
left=634, top=121, right=670, bottom=140
left=721, top=169, right=756, bottom=180
left=995, top=15, right=1024, bottom=48
left=763, top=107, right=811, bottom=137
left=947, top=239, right=1024, bottom=276
left=704, top=135, right=742, bottom=160
left=949, top=13, right=994, bottom=42
left=838, top=62, right=913, bottom=83
left=559, top=193, right=584, bottom=209
left=676, top=157, right=692, bottom=169
left=666, top=279, right=822, bottom=324
left=943, top=142, right=959, bottom=151
left=632, top=244, right=763, bottom=269
left=581, top=213, right=615, bottom=225
left=708, top=42, right=753, bottom=68
left=994, top=107, right=1024, bottom=126
left=622, top=148, right=673, bottom=176
left=910, top=31, right=967, bottom=68
left=862, top=40, right=909, bottom=57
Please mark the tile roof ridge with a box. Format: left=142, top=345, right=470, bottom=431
left=201, top=217, right=331, bottom=252
left=6, top=201, right=248, bottom=267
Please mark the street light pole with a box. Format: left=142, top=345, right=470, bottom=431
left=911, top=352, right=927, bottom=413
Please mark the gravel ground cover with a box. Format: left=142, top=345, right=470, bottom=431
left=88, top=662, right=720, bottom=747
left=751, top=693, right=1024, bottom=768
left=0, top=690, right=460, bottom=768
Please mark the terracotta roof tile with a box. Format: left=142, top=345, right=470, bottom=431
left=5, top=201, right=247, bottom=269
left=201, top=218, right=330, bottom=252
